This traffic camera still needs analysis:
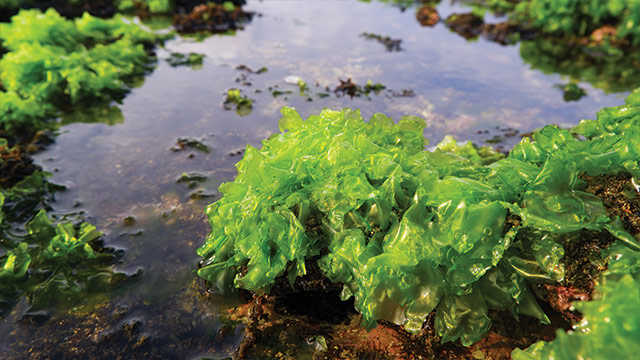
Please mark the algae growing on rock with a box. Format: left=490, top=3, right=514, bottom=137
left=0, top=8, right=164, bottom=137
left=196, top=88, right=640, bottom=346
left=0, top=7, right=164, bottom=319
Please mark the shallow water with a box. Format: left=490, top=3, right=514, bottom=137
left=3, top=0, right=636, bottom=358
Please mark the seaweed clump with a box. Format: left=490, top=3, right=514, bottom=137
left=0, top=166, right=129, bottom=318
left=510, top=88, right=640, bottom=359
left=0, top=8, right=163, bottom=138
left=197, top=87, right=640, bottom=346
left=512, top=241, right=640, bottom=359
left=515, top=0, right=640, bottom=46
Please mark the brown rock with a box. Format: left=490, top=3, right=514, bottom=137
left=416, top=5, right=440, bottom=27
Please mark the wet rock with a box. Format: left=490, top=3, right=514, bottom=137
left=445, top=13, right=484, bottom=39
left=582, top=173, right=640, bottom=236
left=189, top=189, right=217, bottom=200
left=228, top=255, right=565, bottom=359
left=236, top=65, right=268, bottom=74
left=172, top=137, right=210, bottom=153
left=0, top=142, right=37, bottom=188
left=334, top=78, right=386, bottom=98
left=334, top=78, right=359, bottom=98
left=416, top=5, right=439, bottom=27
left=172, top=3, right=254, bottom=34
left=481, top=22, right=522, bottom=45
left=27, top=130, right=56, bottom=152
left=123, top=216, right=137, bottom=226
left=177, top=172, right=208, bottom=184
left=391, top=89, right=416, bottom=97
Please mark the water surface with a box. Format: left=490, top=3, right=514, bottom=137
left=3, top=0, right=634, bottom=358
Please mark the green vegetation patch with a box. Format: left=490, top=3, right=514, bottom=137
left=167, top=52, right=205, bottom=68
left=117, top=0, right=173, bottom=14
left=0, top=8, right=164, bottom=137
left=1, top=140, right=129, bottom=317
left=223, top=88, right=253, bottom=116
left=0, top=176, right=128, bottom=317
left=197, top=89, right=640, bottom=346
left=512, top=241, right=640, bottom=359
left=515, top=0, right=640, bottom=45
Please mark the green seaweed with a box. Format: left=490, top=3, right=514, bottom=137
left=1, top=140, right=127, bottom=316
left=512, top=241, right=640, bottom=360
left=117, top=0, right=173, bottom=14
left=167, top=52, right=205, bottom=68
left=1, top=170, right=128, bottom=317
left=197, top=88, right=639, bottom=345
left=0, top=209, right=124, bottom=315
left=0, top=8, right=164, bottom=137
left=223, top=89, right=253, bottom=116
left=555, top=83, right=587, bottom=101
left=515, top=0, right=640, bottom=45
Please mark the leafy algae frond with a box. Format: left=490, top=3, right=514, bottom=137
left=512, top=241, right=640, bottom=359
left=198, top=89, right=640, bottom=345
left=511, top=88, right=640, bottom=359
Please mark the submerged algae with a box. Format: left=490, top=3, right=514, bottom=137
left=197, top=88, right=640, bottom=346
left=1, top=141, right=127, bottom=318
left=0, top=8, right=164, bottom=315
left=0, top=168, right=129, bottom=318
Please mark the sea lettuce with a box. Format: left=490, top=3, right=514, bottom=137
left=512, top=242, right=640, bottom=360
left=117, top=0, right=173, bottom=14
left=0, top=207, right=120, bottom=314
left=1, top=164, right=126, bottom=317
left=515, top=0, right=640, bottom=45
left=197, top=89, right=639, bottom=345
left=0, top=8, right=163, bottom=136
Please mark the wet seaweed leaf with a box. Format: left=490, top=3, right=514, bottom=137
left=1, top=167, right=128, bottom=317
left=512, top=242, right=640, bottom=360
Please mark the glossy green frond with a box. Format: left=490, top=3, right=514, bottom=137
left=512, top=242, right=640, bottom=360
left=198, top=90, right=639, bottom=345
left=0, top=8, right=164, bottom=136
left=1, top=171, right=126, bottom=316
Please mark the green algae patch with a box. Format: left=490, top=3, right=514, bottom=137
left=0, top=173, right=129, bottom=317
left=0, top=8, right=165, bottom=137
left=512, top=241, right=640, bottom=360
left=224, top=89, right=253, bottom=116
left=1, top=140, right=129, bottom=317
left=117, top=0, right=173, bottom=14
left=515, top=0, right=640, bottom=46
left=197, top=90, right=640, bottom=346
